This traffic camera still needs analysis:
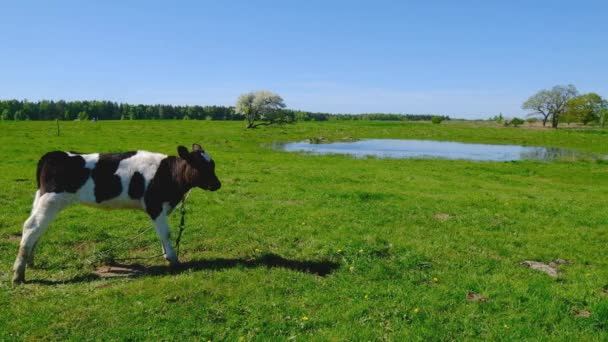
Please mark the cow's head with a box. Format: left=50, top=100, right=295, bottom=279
left=177, top=144, right=221, bottom=191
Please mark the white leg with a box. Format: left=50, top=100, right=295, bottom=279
left=13, top=192, right=72, bottom=283
left=152, top=214, right=179, bottom=266
left=31, top=190, right=40, bottom=214
left=27, top=190, right=41, bottom=266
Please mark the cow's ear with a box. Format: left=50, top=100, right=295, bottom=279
left=192, top=144, right=202, bottom=152
left=177, top=146, right=190, bottom=161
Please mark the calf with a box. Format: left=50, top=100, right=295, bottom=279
left=12, top=144, right=220, bottom=284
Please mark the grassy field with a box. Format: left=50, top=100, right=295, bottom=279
left=1, top=120, right=607, bottom=341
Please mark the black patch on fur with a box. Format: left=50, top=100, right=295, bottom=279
left=145, top=157, right=191, bottom=219
left=91, top=152, right=137, bottom=203
left=128, top=172, right=145, bottom=199
left=37, top=151, right=91, bottom=194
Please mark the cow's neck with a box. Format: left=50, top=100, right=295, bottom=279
left=171, top=158, right=199, bottom=194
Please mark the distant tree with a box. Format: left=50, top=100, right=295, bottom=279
left=63, top=109, right=75, bottom=121
left=1, top=109, right=10, bottom=121
left=431, top=116, right=443, bottom=124
left=77, top=111, right=89, bottom=121
left=490, top=113, right=504, bottom=124
left=235, top=90, right=287, bottom=128
left=14, top=110, right=28, bottom=121
left=599, top=107, right=608, bottom=128
left=522, top=85, right=578, bottom=128
left=564, top=93, right=606, bottom=125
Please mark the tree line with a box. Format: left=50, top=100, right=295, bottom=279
left=0, top=100, right=241, bottom=121
left=0, top=99, right=449, bottom=122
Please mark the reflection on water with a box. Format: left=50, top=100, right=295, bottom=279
left=276, top=139, right=597, bottom=161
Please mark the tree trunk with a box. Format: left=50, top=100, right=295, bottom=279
left=551, top=116, right=559, bottom=128
left=246, top=114, right=255, bottom=128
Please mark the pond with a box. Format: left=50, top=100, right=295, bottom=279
left=275, top=139, right=596, bottom=162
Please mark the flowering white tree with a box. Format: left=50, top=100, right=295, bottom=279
left=236, top=90, right=287, bottom=128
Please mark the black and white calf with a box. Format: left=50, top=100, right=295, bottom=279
left=12, top=144, right=220, bottom=284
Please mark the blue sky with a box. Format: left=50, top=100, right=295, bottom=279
left=1, top=1, right=606, bottom=119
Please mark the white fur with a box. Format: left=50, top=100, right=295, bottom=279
left=72, top=151, right=166, bottom=209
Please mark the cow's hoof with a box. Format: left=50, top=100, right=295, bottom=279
left=164, top=253, right=179, bottom=266
left=12, top=273, right=25, bottom=285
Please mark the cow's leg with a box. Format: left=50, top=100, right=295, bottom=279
left=13, top=192, right=71, bottom=284
left=151, top=213, right=179, bottom=266
left=31, top=190, right=41, bottom=214
left=26, top=190, right=41, bottom=267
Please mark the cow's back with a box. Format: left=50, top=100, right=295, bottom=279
left=37, top=150, right=167, bottom=209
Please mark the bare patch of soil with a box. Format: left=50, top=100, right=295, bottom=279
left=93, top=264, right=147, bottom=278
left=7, top=233, right=21, bottom=242
left=433, top=213, right=452, bottom=221
left=519, top=259, right=569, bottom=278
left=467, top=292, right=488, bottom=302
left=573, top=309, right=591, bottom=318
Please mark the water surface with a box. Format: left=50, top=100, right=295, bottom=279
left=277, top=139, right=594, bottom=161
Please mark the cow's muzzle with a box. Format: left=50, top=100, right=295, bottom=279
left=205, top=181, right=221, bottom=191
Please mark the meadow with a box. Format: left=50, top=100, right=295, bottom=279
left=1, top=120, right=607, bottom=341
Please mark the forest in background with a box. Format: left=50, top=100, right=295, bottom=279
left=0, top=99, right=449, bottom=122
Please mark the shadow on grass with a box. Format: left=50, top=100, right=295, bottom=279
left=28, top=253, right=340, bottom=285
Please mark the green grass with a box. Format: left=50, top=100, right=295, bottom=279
left=1, top=120, right=607, bottom=341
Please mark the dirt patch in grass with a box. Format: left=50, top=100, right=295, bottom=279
left=7, top=233, right=21, bottom=242
left=520, top=259, right=569, bottom=278
left=573, top=309, right=591, bottom=318
left=93, top=264, right=147, bottom=278
left=434, top=213, right=452, bottom=221
left=466, top=292, right=488, bottom=302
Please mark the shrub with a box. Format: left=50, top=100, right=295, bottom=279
left=431, top=116, right=443, bottom=124
left=510, top=118, right=525, bottom=127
